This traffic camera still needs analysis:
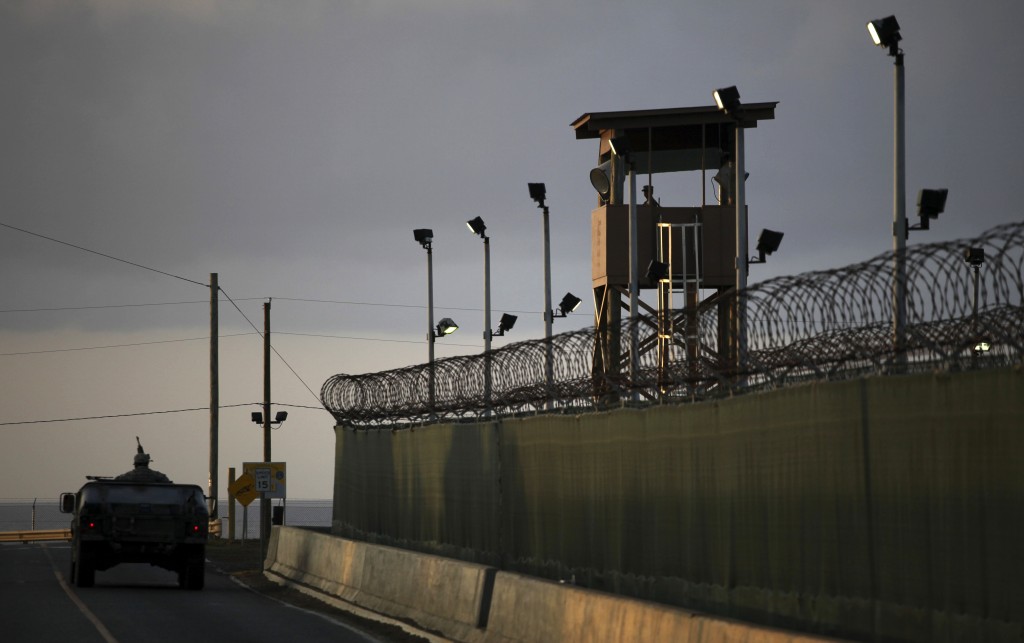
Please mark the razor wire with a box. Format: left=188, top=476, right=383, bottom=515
left=322, top=222, right=1024, bottom=428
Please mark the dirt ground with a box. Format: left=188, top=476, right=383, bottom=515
left=205, top=538, right=431, bottom=643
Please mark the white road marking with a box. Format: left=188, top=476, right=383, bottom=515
left=41, top=544, right=119, bottom=643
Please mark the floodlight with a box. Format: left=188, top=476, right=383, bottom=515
left=646, top=260, right=670, bottom=284
left=910, top=188, right=947, bottom=231
left=436, top=318, right=459, bottom=336
left=413, top=228, right=433, bottom=247
left=466, top=216, right=487, bottom=237
left=867, top=15, right=901, bottom=54
left=609, top=135, right=631, bottom=159
left=917, top=188, right=947, bottom=219
left=251, top=412, right=263, bottom=425
left=499, top=313, right=517, bottom=331
left=557, top=292, right=582, bottom=317
left=528, top=183, right=546, bottom=206
left=492, top=313, right=517, bottom=337
left=713, top=86, right=742, bottom=117
left=964, top=247, right=985, bottom=267
left=589, top=165, right=611, bottom=199
left=274, top=411, right=288, bottom=423
left=750, top=229, right=784, bottom=264
left=757, top=229, right=784, bottom=255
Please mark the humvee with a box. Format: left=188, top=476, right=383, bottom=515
left=59, top=439, right=209, bottom=589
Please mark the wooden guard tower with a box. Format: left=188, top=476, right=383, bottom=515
left=571, top=102, right=777, bottom=396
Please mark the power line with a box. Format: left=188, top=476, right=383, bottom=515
left=0, top=332, right=257, bottom=356
left=0, top=403, right=258, bottom=427
left=275, top=331, right=482, bottom=348
left=0, top=298, right=261, bottom=314
left=273, top=402, right=328, bottom=410
left=0, top=221, right=208, bottom=288
left=0, top=296, right=543, bottom=315
left=271, top=296, right=540, bottom=315
left=0, top=329, right=481, bottom=357
left=219, top=289, right=325, bottom=407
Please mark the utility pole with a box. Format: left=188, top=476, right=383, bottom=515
left=261, top=300, right=271, bottom=562
left=209, top=273, right=219, bottom=523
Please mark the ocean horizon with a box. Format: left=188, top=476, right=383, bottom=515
left=0, top=498, right=332, bottom=539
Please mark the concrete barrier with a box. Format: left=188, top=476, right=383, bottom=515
left=473, top=571, right=838, bottom=643
left=266, top=527, right=841, bottom=643
left=265, top=526, right=493, bottom=641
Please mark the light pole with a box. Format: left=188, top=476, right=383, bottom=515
left=609, top=136, right=639, bottom=401
left=467, top=216, right=492, bottom=412
left=528, top=183, right=555, bottom=407
left=414, top=229, right=437, bottom=412
left=249, top=405, right=286, bottom=568
left=713, top=86, right=749, bottom=374
left=964, top=247, right=989, bottom=357
left=867, top=15, right=907, bottom=367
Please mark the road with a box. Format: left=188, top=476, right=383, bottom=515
left=0, top=542, right=386, bottom=643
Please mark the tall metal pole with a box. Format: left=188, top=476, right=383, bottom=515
left=426, top=242, right=436, bottom=413
left=627, top=163, right=639, bottom=401
left=735, top=124, right=748, bottom=374
left=971, top=262, right=981, bottom=363
left=892, top=52, right=907, bottom=368
left=972, top=263, right=980, bottom=320
left=208, top=273, right=218, bottom=522
left=542, top=204, right=553, bottom=408
left=483, top=235, right=492, bottom=413
left=261, top=300, right=271, bottom=562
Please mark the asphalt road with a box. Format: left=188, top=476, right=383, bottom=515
left=0, top=542, right=385, bottom=643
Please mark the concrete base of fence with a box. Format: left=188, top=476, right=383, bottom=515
left=264, top=526, right=841, bottom=643
left=265, top=526, right=493, bottom=642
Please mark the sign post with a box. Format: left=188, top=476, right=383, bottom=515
left=242, top=462, right=286, bottom=569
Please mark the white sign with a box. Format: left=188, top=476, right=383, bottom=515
left=242, top=462, right=287, bottom=499
left=254, top=468, right=271, bottom=492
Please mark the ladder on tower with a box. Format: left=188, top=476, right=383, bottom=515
left=656, top=221, right=703, bottom=390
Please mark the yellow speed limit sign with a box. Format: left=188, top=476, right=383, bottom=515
left=242, top=462, right=287, bottom=499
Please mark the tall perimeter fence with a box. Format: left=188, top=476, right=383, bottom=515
left=322, top=221, right=1024, bottom=427
left=323, top=221, right=1024, bottom=642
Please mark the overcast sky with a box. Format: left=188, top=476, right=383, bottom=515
left=2, top=0, right=1022, bottom=500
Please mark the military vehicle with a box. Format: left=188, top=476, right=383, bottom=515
left=59, top=438, right=209, bottom=589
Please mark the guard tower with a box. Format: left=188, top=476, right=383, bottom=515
left=571, top=101, right=777, bottom=397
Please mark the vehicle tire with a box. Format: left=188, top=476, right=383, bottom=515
left=69, top=560, right=76, bottom=584
left=179, top=559, right=204, bottom=590
left=76, top=559, right=94, bottom=588
left=186, top=559, right=205, bottom=590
